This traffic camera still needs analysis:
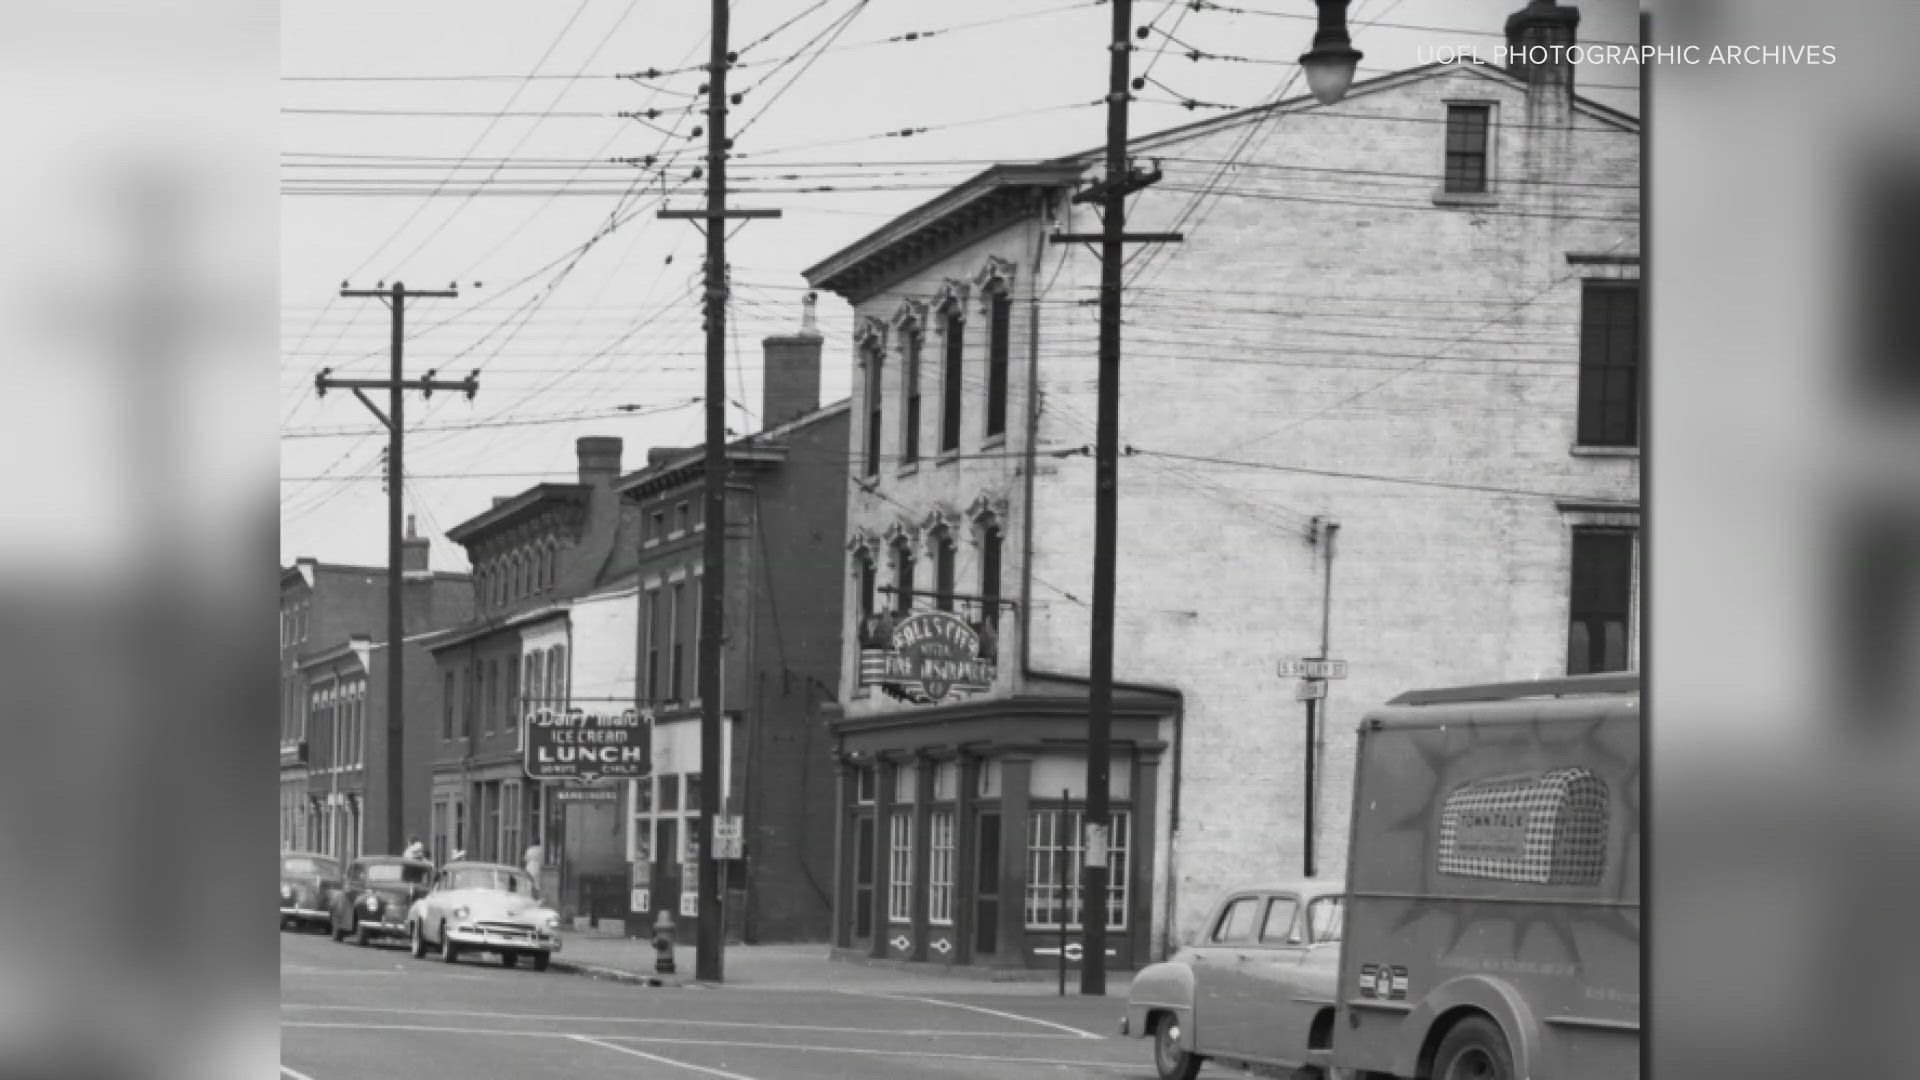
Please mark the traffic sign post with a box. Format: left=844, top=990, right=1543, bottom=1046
left=1295, top=679, right=1328, bottom=701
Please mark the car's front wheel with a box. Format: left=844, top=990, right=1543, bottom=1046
left=408, top=921, right=427, bottom=959
left=439, top=924, right=459, bottom=964
left=1432, top=1016, right=1514, bottom=1080
left=1153, top=1013, right=1203, bottom=1080
left=531, top=952, right=550, bottom=972
left=499, top=952, right=517, bottom=969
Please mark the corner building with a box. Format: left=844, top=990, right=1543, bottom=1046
left=804, top=4, right=1639, bottom=972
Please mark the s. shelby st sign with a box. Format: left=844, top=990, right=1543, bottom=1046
left=524, top=708, right=651, bottom=782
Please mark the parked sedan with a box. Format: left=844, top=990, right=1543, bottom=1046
left=329, top=856, right=434, bottom=946
left=1123, top=882, right=1346, bottom=1080
left=406, top=862, right=561, bottom=970
left=279, top=852, right=342, bottom=932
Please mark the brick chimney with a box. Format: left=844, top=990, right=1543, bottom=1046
left=400, top=515, right=431, bottom=573
left=577, top=436, right=623, bottom=486
left=1504, top=1, right=1580, bottom=96
left=760, top=292, right=823, bottom=431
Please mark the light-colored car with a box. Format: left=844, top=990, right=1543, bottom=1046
left=1123, top=881, right=1346, bottom=1080
left=406, top=861, right=561, bottom=970
left=280, top=851, right=342, bottom=932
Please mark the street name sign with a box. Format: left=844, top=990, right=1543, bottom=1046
left=524, top=708, right=652, bottom=782
left=1277, top=657, right=1348, bottom=680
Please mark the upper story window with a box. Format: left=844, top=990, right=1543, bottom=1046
left=856, top=550, right=877, bottom=620
left=892, top=539, right=916, bottom=615
left=1568, top=527, right=1636, bottom=675
left=940, top=312, right=964, bottom=454
left=1577, top=281, right=1641, bottom=448
left=986, top=293, right=1011, bottom=440
left=1444, top=103, right=1491, bottom=194
left=979, top=521, right=1004, bottom=627
left=901, top=328, right=923, bottom=467
left=674, top=501, right=690, bottom=536
left=862, top=342, right=884, bottom=478
left=643, top=589, right=663, bottom=705
left=442, top=671, right=455, bottom=741
left=932, top=529, right=956, bottom=613
left=648, top=509, right=665, bottom=544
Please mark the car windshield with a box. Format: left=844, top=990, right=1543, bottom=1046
left=447, top=868, right=534, bottom=893
left=366, top=863, right=431, bottom=884
left=282, top=856, right=336, bottom=876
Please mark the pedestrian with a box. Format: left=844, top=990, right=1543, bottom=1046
left=451, top=848, right=465, bottom=862
left=402, top=836, right=426, bottom=861
left=523, top=839, right=544, bottom=880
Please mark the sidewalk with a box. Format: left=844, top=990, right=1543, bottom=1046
left=552, top=930, right=1135, bottom=997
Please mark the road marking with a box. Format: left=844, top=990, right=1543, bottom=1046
left=280, top=1068, right=318, bottom=1080
left=280, top=967, right=486, bottom=981
left=568, top=1034, right=767, bottom=1080
left=279, top=1022, right=1123, bottom=1070
left=281, top=1002, right=1084, bottom=1039
left=839, top=992, right=1107, bottom=1040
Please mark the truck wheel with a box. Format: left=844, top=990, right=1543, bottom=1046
left=1153, top=1014, right=1203, bottom=1080
left=532, top=952, right=550, bottom=972
left=1432, top=1017, right=1514, bottom=1080
left=499, top=952, right=517, bottom=968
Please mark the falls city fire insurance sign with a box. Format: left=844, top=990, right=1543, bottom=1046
left=524, top=708, right=651, bottom=782
left=859, top=610, right=996, bottom=704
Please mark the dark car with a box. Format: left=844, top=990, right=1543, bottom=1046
left=329, top=856, right=435, bottom=946
left=279, top=851, right=342, bottom=931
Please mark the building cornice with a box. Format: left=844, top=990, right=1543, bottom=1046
left=802, top=164, right=1084, bottom=303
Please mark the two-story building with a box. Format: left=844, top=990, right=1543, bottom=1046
left=612, top=299, right=850, bottom=944
left=803, top=1, right=1638, bottom=972
left=430, top=436, right=641, bottom=922
left=279, top=526, right=473, bottom=860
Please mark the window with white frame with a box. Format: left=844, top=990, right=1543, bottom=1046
left=1024, top=808, right=1130, bottom=930
left=927, top=809, right=956, bottom=925
left=888, top=808, right=914, bottom=923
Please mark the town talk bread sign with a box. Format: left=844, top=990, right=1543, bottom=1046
left=524, top=708, right=651, bottom=782
left=861, top=610, right=995, bottom=704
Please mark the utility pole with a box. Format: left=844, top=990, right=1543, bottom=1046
left=658, top=1, right=780, bottom=985
left=1049, top=0, right=1181, bottom=997
left=316, top=282, right=475, bottom=856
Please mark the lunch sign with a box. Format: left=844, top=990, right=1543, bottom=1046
left=859, top=610, right=996, bottom=704
left=524, top=708, right=652, bottom=783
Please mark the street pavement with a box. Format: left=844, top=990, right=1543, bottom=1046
left=280, top=928, right=1161, bottom=1080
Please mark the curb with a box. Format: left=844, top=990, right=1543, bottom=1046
left=548, top=959, right=683, bottom=988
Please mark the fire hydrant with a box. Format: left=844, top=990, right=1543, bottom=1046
left=651, top=910, right=676, bottom=975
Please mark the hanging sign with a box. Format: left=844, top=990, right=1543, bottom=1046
left=525, top=708, right=652, bottom=782
left=858, top=611, right=997, bottom=704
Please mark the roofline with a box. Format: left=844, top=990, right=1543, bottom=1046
left=1052, top=59, right=1636, bottom=166
left=611, top=405, right=847, bottom=502
left=427, top=603, right=570, bottom=652
left=801, top=162, right=1086, bottom=291
left=445, top=483, right=591, bottom=545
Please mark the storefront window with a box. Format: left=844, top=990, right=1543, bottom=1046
left=888, top=809, right=914, bottom=924
left=1024, top=808, right=1130, bottom=930
left=928, top=809, right=956, bottom=925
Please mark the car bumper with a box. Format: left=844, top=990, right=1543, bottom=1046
left=280, top=906, right=327, bottom=921
left=358, top=918, right=409, bottom=937
left=445, top=926, right=560, bottom=953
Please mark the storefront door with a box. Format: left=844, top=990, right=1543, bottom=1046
left=850, top=810, right=875, bottom=951
left=973, top=809, right=1000, bottom=957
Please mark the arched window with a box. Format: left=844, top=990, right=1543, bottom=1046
left=932, top=528, right=956, bottom=612
left=892, top=539, right=916, bottom=615
left=547, top=646, right=567, bottom=711
left=939, top=308, right=964, bottom=453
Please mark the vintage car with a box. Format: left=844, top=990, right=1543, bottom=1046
left=405, top=861, right=561, bottom=970
left=1123, top=881, right=1346, bottom=1080
left=328, top=856, right=435, bottom=946
left=279, top=851, right=342, bottom=932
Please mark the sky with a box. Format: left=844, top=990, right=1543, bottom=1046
left=280, top=0, right=1640, bottom=572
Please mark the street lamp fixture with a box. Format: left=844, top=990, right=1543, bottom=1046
left=1300, top=0, right=1363, bottom=106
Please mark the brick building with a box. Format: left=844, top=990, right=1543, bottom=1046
left=612, top=300, right=849, bottom=944
left=278, top=526, right=473, bottom=860
left=803, top=2, right=1638, bottom=971
left=429, top=436, right=640, bottom=921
